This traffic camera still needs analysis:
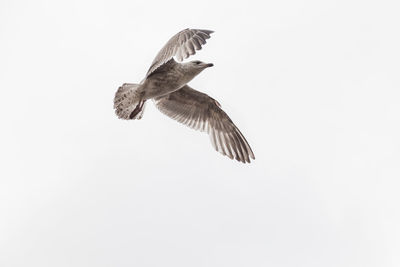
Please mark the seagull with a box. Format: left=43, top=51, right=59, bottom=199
left=114, top=28, right=255, bottom=163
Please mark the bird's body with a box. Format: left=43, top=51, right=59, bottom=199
left=143, top=60, right=186, bottom=99
left=114, top=28, right=255, bottom=163
left=142, top=59, right=210, bottom=100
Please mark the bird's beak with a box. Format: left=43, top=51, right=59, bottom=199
left=205, top=63, right=214, bottom=68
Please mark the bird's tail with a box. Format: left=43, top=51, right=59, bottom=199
left=113, top=83, right=146, bottom=120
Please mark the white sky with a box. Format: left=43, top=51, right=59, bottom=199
left=1, top=0, right=399, bottom=266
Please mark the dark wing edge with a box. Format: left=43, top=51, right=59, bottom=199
left=153, top=85, right=255, bottom=163
left=146, top=29, right=214, bottom=78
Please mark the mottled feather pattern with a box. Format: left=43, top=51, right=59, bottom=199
left=114, top=28, right=255, bottom=163
left=113, top=83, right=144, bottom=120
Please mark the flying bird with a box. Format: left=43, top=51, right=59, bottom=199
left=113, top=29, right=255, bottom=163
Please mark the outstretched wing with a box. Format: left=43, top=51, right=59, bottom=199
left=153, top=85, right=255, bottom=163
left=146, top=28, right=214, bottom=77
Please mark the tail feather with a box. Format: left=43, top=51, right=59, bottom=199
left=114, top=83, right=146, bottom=120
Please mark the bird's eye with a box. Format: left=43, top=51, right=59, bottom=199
left=195, top=61, right=201, bottom=64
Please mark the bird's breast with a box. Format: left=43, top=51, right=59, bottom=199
left=143, top=69, right=191, bottom=99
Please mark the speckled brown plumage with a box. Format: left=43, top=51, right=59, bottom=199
left=113, top=28, right=255, bottom=163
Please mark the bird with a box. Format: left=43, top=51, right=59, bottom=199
left=113, top=28, right=255, bottom=163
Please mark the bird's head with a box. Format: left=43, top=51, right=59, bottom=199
left=190, top=60, right=214, bottom=68
left=183, top=60, right=214, bottom=76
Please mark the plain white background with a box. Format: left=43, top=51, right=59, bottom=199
left=1, top=0, right=399, bottom=266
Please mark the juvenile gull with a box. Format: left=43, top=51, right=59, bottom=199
left=113, top=28, right=255, bottom=163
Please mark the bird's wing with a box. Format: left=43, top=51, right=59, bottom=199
left=146, top=29, right=214, bottom=77
left=153, top=85, right=255, bottom=163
